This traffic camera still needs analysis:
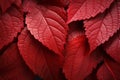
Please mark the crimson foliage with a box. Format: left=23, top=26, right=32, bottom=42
left=0, top=0, right=120, bottom=80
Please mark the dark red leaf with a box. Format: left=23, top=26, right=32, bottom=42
left=24, top=1, right=68, bottom=56
left=18, top=29, right=65, bottom=80
left=104, top=30, right=120, bottom=63
left=0, top=0, right=22, bottom=12
left=84, top=0, right=120, bottom=52
left=39, top=0, right=69, bottom=7
left=14, top=0, right=22, bottom=7
left=68, top=21, right=84, bottom=39
left=97, top=59, right=120, bottom=80
left=97, top=64, right=114, bottom=80
left=0, top=43, right=35, bottom=80
left=0, top=6, right=23, bottom=49
left=63, top=30, right=103, bottom=80
left=67, top=0, right=113, bottom=23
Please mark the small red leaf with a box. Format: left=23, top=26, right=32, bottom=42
left=25, top=1, right=68, bottom=55
left=104, top=30, right=120, bottom=63
left=18, top=29, right=65, bottom=80
left=63, top=31, right=103, bottom=80
left=0, top=43, right=35, bottom=80
left=67, top=0, right=113, bottom=23
left=97, top=59, right=120, bottom=80
left=0, top=6, right=23, bottom=49
left=84, top=0, right=120, bottom=52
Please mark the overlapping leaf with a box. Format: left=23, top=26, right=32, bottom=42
left=0, top=43, right=35, bottom=80
left=67, top=0, right=114, bottom=23
left=18, top=29, right=65, bottom=80
left=0, top=6, right=23, bottom=49
left=0, top=0, right=119, bottom=80
left=24, top=1, right=68, bottom=55
left=84, top=0, right=120, bottom=52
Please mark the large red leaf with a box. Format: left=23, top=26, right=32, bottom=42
left=63, top=31, right=103, bottom=80
left=18, top=29, right=65, bottom=80
left=67, top=0, right=113, bottom=23
left=0, top=43, right=35, bottom=80
left=0, top=0, right=22, bottom=12
left=0, top=6, right=23, bottom=49
left=103, top=30, right=120, bottom=63
left=24, top=1, right=68, bottom=56
left=84, top=0, right=120, bottom=52
left=97, top=59, right=120, bottom=80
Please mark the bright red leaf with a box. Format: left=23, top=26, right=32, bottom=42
left=67, top=0, right=113, bottom=23
left=18, top=29, right=65, bottom=80
left=0, top=43, right=35, bottom=80
left=97, top=59, right=120, bottom=80
left=63, top=30, right=103, bottom=80
left=84, top=0, right=120, bottom=52
left=0, top=0, right=22, bottom=12
left=0, top=6, right=23, bottom=49
left=24, top=1, right=68, bottom=56
left=104, top=30, right=120, bottom=63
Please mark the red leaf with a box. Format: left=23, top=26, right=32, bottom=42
left=0, top=0, right=22, bottom=12
left=67, top=0, right=113, bottom=23
left=0, top=7, right=23, bottom=49
left=97, top=59, right=120, bottom=80
left=0, top=43, right=35, bottom=80
left=104, top=30, right=120, bottom=63
left=18, top=29, right=65, bottom=80
left=63, top=31, right=103, bottom=80
left=84, top=0, right=120, bottom=52
left=25, top=1, right=68, bottom=56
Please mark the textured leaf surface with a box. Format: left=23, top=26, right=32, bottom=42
left=0, top=7, right=23, bottom=49
left=97, top=59, right=120, bottom=80
left=25, top=1, right=68, bottom=55
left=67, top=0, right=113, bottom=23
left=18, top=29, right=65, bottom=80
left=84, top=0, right=120, bottom=52
left=0, top=0, right=21, bottom=12
left=63, top=30, right=103, bottom=80
left=104, top=30, right=120, bottom=63
left=0, top=43, right=35, bottom=80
